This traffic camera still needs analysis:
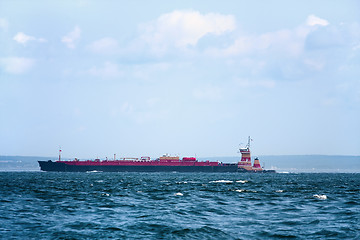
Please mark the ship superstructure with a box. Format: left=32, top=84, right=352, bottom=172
left=238, top=136, right=265, bottom=172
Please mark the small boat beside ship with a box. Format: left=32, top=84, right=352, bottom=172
left=38, top=137, right=275, bottom=173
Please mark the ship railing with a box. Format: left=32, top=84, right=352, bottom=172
left=239, top=148, right=250, bottom=152
left=141, top=156, right=151, bottom=161
left=117, top=158, right=140, bottom=161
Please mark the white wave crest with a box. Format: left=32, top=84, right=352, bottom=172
left=176, top=181, right=188, bottom=184
left=313, top=194, right=327, bottom=200
left=174, top=192, right=183, bottom=196
left=236, top=180, right=248, bottom=183
left=235, top=189, right=245, bottom=192
left=234, top=189, right=257, bottom=193
left=209, top=180, right=233, bottom=183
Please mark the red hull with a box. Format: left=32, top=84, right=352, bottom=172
left=59, top=156, right=219, bottom=167
left=59, top=160, right=219, bottom=167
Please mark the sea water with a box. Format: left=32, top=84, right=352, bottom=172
left=0, top=172, right=359, bottom=239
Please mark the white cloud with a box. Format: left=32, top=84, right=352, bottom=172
left=87, top=61, right=123, bottom=78
left=0, top=57, right=35, bottom=74
left=140, top=10, right=236, bottom=53
left=13, top=32, right=47, bottom=45
left=14, top=32, right=35, bottom=44
left=208, top=27, right=306, bottom=58
left=62, top=26, right=81, bottom=49
left=87, top=37, right=119, bottom=54
left=206, top=15, right=330, bottom=58
left=306, top=15, right=329, bottom=27
left=0, top=18, right=8, bottom=30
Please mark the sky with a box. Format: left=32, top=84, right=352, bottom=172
left=0, top=0, right=359, bottom=159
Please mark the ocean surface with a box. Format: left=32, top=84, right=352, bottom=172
left=0, top=172, right=359, bottom=239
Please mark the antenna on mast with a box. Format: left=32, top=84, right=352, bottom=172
left=247, top=136, right=252, bottom=149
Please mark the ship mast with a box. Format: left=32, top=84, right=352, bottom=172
left=59, top=147, right=62, bottom=161
left=246, top=136, right=251, bottom=149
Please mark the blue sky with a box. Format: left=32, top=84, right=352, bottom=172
left=0, top=1, right=359, bottom=158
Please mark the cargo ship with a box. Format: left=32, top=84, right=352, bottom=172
left=38, top=137, right=275, bottom=172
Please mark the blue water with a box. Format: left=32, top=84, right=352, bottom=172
left=0, top=172, right=359, bottom=239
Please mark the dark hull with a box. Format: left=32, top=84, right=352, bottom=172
left=237, top=168, right=276, bottom=173
left=38, top=161, right=239, bottom=172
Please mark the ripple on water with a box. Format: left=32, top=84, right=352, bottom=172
left=0, top=172, right=359, bottom=239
